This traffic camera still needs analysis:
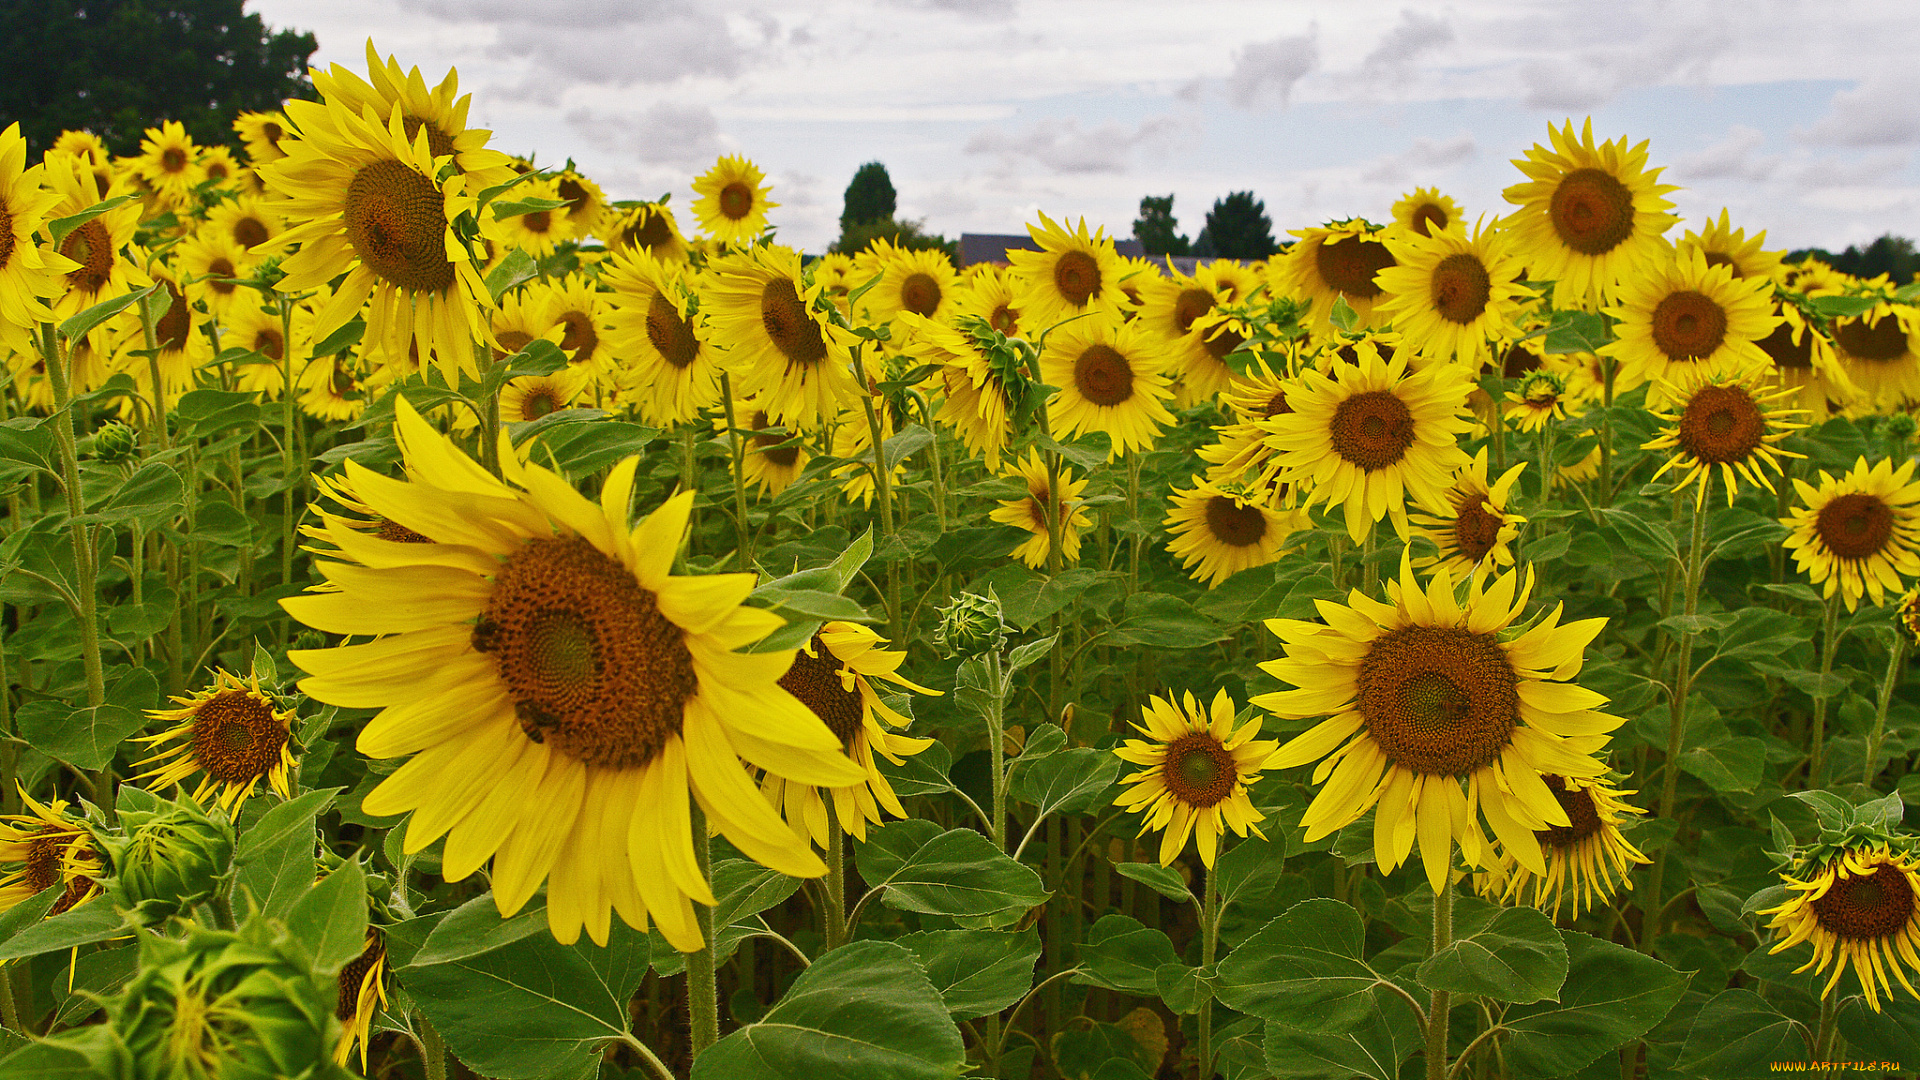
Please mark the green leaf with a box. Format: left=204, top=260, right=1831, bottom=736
left=1072, top=914, right=1179, bottom=994
left=1837, top=994, right=1920, bottom=1064
left=311, top=317, right=365, bottom=357
left=692, top=939, right=966, bottom=1080
left=1544, top=310, right=1610, bottom=354
left=1329, top=295, right=1357, bottom=332
left=875, top=740, right=954, bottom=799
left=0, top=902, right=129, bottom=963
left=236, top=788, right=340, bottom=865
left=250, top=640, right=276, bottom=687
left=1214, top=835, right=1287, bottom=917
left=1703, top=607, right=1811, bottom=670
left=1675, top=990, right=1808, bottom=1078
left=16, top=699, right=142, bottom=772
left=0, top=887, right=60, bottom=949
left=58, top=280, right=161, bottom=344
left=1811, top=294, right=1880, bottom=318
left=1112, top=863, right=1192, bottom=904
left=854, top=820, right=1049, bottom=925
left=1415, top=905, right=1567, bottom=1004
left=284, top=860, right=368, bottom=973
left=827, top=527, right=875, bottom=590
left=1154, top=962, right=1212, bottom=1013
left=490, top=196, right=571, bottom=219
left=1005, top=632, right=1057, bottom=675
left=1008, top=743, right=1120, bottom=822
left=1785, top=789, right=1854, bottom=831
left=1212, top=899, right=1381, bottom=1035
left=1598, top=507, right=1679, bottom=562
left=1678, top=735, right=1766, bottom=792
left=895, top=928, right=1039, bottom=1020
left=46, top=194, right=137, bottom=247
left=1262, top=985, right=1422, bottom=1080
left=485, top=248, right=539, bottom=303
left=234, top=788, right=340, bottom=918
left=1500, top=931, right=1690, bottom=1077
left=1854, top=790, right=1904, bottom=828
left=1107, top=592, right=1219, bottom=648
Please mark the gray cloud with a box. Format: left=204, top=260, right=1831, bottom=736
left=1798, top=78, right=1920, bottom=147
left=567, top=102, right=723, bottom=166
left=1672, top=125, right=1777, bottom=181
left=1360, top=10, right=1452, bottom=84
left=1360, top=133, right=1476, bottom=184
left=1790, top=150, right=1912, bottom=190
left=1226, top=33, right=1318, bottom=108
left=965, top=114, right=1184, bottom=174
left=1516, top=8, right=1734, bottom=111
left=891, top=0, right=1016, bottom=16
left=395, top=0, right=742, bottom=86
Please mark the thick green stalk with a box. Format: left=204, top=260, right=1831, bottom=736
left=985, top=649, right=1009, bottom=851
left=848, top=347, right=901, bottom=643
left=1197, top=868, right=1221, bottom=1080
left=1865, top=635, right=1906, bottom=784
left=418, top=1014, right=448, bottom=1080
left=824, top=798, right=848, bottom=949
left=1426, top=875, right=1454, bottom=1080
left=278, top=297, right=296, bottom=592
left=1597, top=356, right=1616, bottom=506
left=718, top=375, right=755, bottom=572
left=1808, top=595, right=1843, bottom=786
left=687, top=806, right=721, bottom=1055
left=1642, top=484, right=1709, bottom=950
left=38, top=326, right=105, bottom=712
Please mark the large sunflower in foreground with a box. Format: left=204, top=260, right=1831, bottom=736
left=1600, top=248, right=1778, bottom=405
left=1477, top=772, right=1648, bottom=920
left=0, top=123, right=69, bottom=356
left=601, top=246, right=717, bottom=426
left=1409, top=448, right=1527, bottom=580
left=1273, top=219, right=1398, bottom=333
left=132, top=669, right=298, bottom=815
left=1006, top=212, right=1126, bottom=330
left=1782, top=456, right=1920, bottom=611
left=1642, top=365, right=1803, bottom=507
left=1375, top=219, right=1532, bottom=367
left=692, top=155, right=776, bottom=245
left=1502, top=119, right=1677, bottom=311
left=703, top=244, right=857, bottom=432
left=1257, top=555, right=1618, bottom=892
left=283, top=399, right=863, bottom=950
left=1113, top=690, right=1275, bottom=868
left=263, top=95, right=492, bottom=385
left=1038, top=313, right=1176, bottom=459
left=1762, top=842, right=1920, bottom=1012
left=307, top=42, right=517, bottom=189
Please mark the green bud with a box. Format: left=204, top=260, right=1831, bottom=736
left=934, top=587, right=1009, bottom=659
left=1887, top=412, right=1917, bottom=441
left=90, top=421, right=140, bottom=465
left=94, top=795, right=235, bottom=921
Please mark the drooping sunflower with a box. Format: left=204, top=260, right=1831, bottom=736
left=1762, top=842, right=1920, bottom=1013
left=43, top=150, right=149, bottom=321
left=1477, top=772, right=1649, bottom=920
left=134, top=120, right=203, bottom=209
left=1758, top=297, right=1856, bottom=417
left=1600, top=248, right=1779, bottom=406
left=1392, top=187, right=1465, bottom=238
left=553, top=168, right=610, bottom=238
left=1260, top=349, right=1475, bottom=542
left=335, top=931, right=387, bottom=1070
left=262, top=93, right=492, bottom=385
left=1375, top=219, right=1532, bottom=367
left=307, top=42, right=517, bottom=189
left=603, top=201, right=687, bottom=263
left=762, top=622, right=938, bottom=845
left=0, top=123, right=69, bottom=356
left=1642, top=365, right=1804, bottom=507
left=1038, top=313, right=1176, bottom=459
left=1272, top=219, right=1398, bottom=333
left=897, top=312, right=1012, bottom=468
left=1113, top=689, right=1275, bottom=868
left=1410, top=448, right=1528, bottom=579
left=1502, top=118, right=1679, bottom=311
left=1257, top=555, right=1619, bottom=892
left=1782, top=456, right=1920, bottom=611
left=954, top=263, right=1023, bottom=337
left=1678, top=209, right=1784, bottom=283
left=703, top=243, right=857, bottom=432
left=858, top=239, right=959, bottom=324
left=1829, top=300, right=1920, bottom=410
left=602, top=246, right=716, bottom=426
left=714, top=397, right=811, bottom=497
left=1164, top=478, right=1309, bottom=588
left=990, top=449, right=1092, bottom=569
left=0, top=789, right=104, bottom=917
left=284, top=398, right=864, bottom=950
left=692, top=155, right=776, bottom=245
left=131, top=669, right=298, bottom=815
left=234, top=110, right=292, bottom=164
left=1006, top=212, right=1126, bottom=329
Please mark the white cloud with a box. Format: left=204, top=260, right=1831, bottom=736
left=393, top=0, right=742, bottom=86
left=1359, top=10, right=1452, bottom=85
left=1798, top=77, right=1920, bottom=147
left=1515, top=4, right=1736, bottom=111
left=1360, top=134, right=1476, bottom=184
left=566, top=102, right=724, bottom=166
left=1226, top=33, right=1318, bottom=109
left=890, top=0, right=1016, bottom=17
left=1789, top=150, right=1911, bottom=190
left=1671, top=125, right=1777, bottom=182
left=965, top=114, right=1185, bottom=174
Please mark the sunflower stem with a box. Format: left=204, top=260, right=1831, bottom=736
left=1361, top=527, right=1379, bottom=595
left=278, top=294, right=297, bottom=602
left=1813, top=990, right=1840, bottom=1062
left=1809, top=593, right=1843, bottom=787
left=37, top=324, right=106, bottom=715
left=848, top=345, right=901, bottom=643
left=1198, top=866, right=1221, bottom=1080
left=986, top=648, right=1009, bottom=851
left=417, top=1013, right=448, bottom=1080
left=1866, top=633, right=1906, bottom=784
left=824, top=798, right=848, bottom=949
left=0, top=954, right=17, bottom=1033
left=680, top=422, right=698, bottom=535
left=1644, top=477, right=1711, bottom=953
left=1125, top=451, right=1141, bottom=593
left=1597, top=355, right=1616, bottom=507
left=1426, top=873, right=1454, bottom=1080
left=687, top=805, right=721, bottom=1055
left=718, top=374, right=755, bottom=572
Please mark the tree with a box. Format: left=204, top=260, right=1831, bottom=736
left=829, top=216, right=955, bottom=262
left=1132, top=194, right=1190, bottom=256
left=841, top=161, right=898, bottom=233
left=1202, top=191, right=1276, bottom=259
left=0, top=0, right=316, bottom=155
left=1788, top=234, right=1916, bottom=284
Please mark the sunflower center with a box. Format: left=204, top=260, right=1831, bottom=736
left=1453, top=493, right=1504, bottom=562
left=761, top=277, right=828, bottom=368
left=0, top=203, right=14, bottom=270
left=750, top=409, right=800, bottom=467
left=401, top=116, right=457, bottom=162
left=343, top=160, right=455, bottom=294
left=647, top=294, right=699, bottom=369
left=1316, top=236, right=1394, bottom=299
left=155, top=280, right=190, bottom=351
left=900, top=273, right=942, bottom=316
left=161, top=147, right=187, bottom=173
left=1053, top=250, right=1100, bottom=307
left=1356, top=626, right=1518, bottom=776
left=1203, top=325, right=1246, bottom=362
left=1815, top=493, right=1895, bottom=560
left=337, top=936, right=386, bottom=1021
left=61, top=220, right=115, bottom=294
left=1835, top=314, right=1909, bottom=361
left=331, top=358, right=355, bottom=396
left=1162, top=732, right=1237, bottom=807
left=1204, top=496, right=1267, bottom=547
left=1534, top=777, right=1603, bottom=846
left=232, top=216, right=270, bottom=249
left=1811, top=862, right=1917, bottom=941
left=23, top=832, right=63, bottom=894
left=1329, top=389, right=1415, bottom=471
left=622, top=211, right=673, bottom=253
left=1703, top=251, right=1739, bottom=275
left=1650, top=290, right=1728, bottom=361
left=557, top=177, right=590, bottom=216
left=205, top=159, right=229, bottom=181
left=1074, top=344, right=1134, bottom=406
left=777, top=640, right=865, bottom=745
left=519, top=387, right=562, bottom=420
left=719, top=182, right=755, bottom=221
left=1174, top=288, right=1214, bottom=334
left=1677, top=384, right=1765, bottom=465
left=252, top=327, right=284, bottom=361
left=1758, top=321, right=1813, bottom=370
left=990, top=303, right=1018, bottom=335
left=187, top=689, right=288, bottom=784
left=493, top=329, right=533, bottom=362
left=1548, top=168, right=1635, bottom=256
left=1430, top=253, right=1492, bottom=325
left=1411, top=203, right=1448, bottom=237
left=524, top=209, right=552, bottom=234
left=474, top=535, right=697, bottom=769
left=376, top=518, right=432, bottom=544
left=1502, top=344, right=1541, bottom=378
left=557, top=309, right=597, bottom=363
left=207, top=257, right=236, bottom=295
left=1263, top=389, right=1292, bottom=417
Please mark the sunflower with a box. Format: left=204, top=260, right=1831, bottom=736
left=715, top=396, right=811, bottom=497
left=51, top=130, right=107, bottom=159
left=1762, top=842, right=1920, bottom=1013
left=1600, top=248, right=1778, bottom=406
left=898, top=312, right=1012, bottom=468
left=1260, top=349, right=1475, bottom=542
left=1901, top=588, right=1920, bottom=648
left=692, top=155, right=776, bottom=245
left=134, top=120, right=203, bottom=210
left=121, top=267, right=213, bottom=402
left=990, top=449, right=1092, bottom=569
left=601, top=246, right=716, bottom=426
left=1478, top=773, right=1649, bottom=920
left=858, top=239, right=958, bottom=323
left=234, top=110, right=292, bottom=164
left=1782, top=456, right=1920, bottom=611
left=1504, top=370, right=1571, bottom=432
left=1272, top=219, right=1398, bottom=333
left=43, top=150, right=149, bottom=320
left=829, top=398, right=909, bottom=508
left=1678, top=209, right=1784, bottom=283
left=297, top=350, right=370, bottom=423
left=1257, top=555, right=1619, bottom=892
left=335, top=931, right=387, bottom=1070
left=603, top=201, right=687, bottom=263
left=703, top=243, right=857, bottom=432
left=1643, top=366, right=1804, bottom=507
left=131, top=670, right=298, bottom=815
left=1392, top=187, right=1465, bottom=238
left=174, top=229, right=253, bottom=320
left=500, top=366, right=591, bottom=425
left=1758, top=297, right=1856, bottom=416
left=762, top=623, right=938, bottom=845
left=1375, top=219, right=1532, bottom=368
left=553, top=168, right=609, bottom=238
left=1502, top=118, right=1679, bottom=312
left=1006, top=212, right=1126, bottom=329
left=1137, top=261, right=1241, bottom=342
left=0, top=123, right=70, bottom=356
left=226, top=298, right=313, bottom=399
left=206, top=194, right=283, bottom=254
left=543, top=274, right=613, bottom=380
left=1138, top=266, right=1256, bottom=404
left=955, top=264, right=1023, bottom=337
left=0, top=789, right=104, bottom=917
left=1038, top=313, right=1176, bottom=459
left=1830, top=300, right=1920, bottom=410
left=1113, top=690, right=1275, bottom=868
left=1410, top=448, right=1528, bottom=579
left=489, top=175, right=574, bottom=257
left=308, top=42, right=517, bottom=189
left=283, top=398, right=863, bottom=950
left=1163, top=478, right=1309, bottom=588
left=199, top=146, right=242, bottom=189
left=1199, top=355, right=1300, bottom=484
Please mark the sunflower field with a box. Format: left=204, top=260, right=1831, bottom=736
left=0, top=40, right=1915, bottom=1080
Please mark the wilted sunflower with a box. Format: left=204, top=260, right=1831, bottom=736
left=762, top=623, right=938, bottom=845
left=990, top=449, right=1092, bottom=569
left=335, top=931, right=387, bottom=1070
left=1502, top=118, right=1678, bottom=311
left=603, top=201, right=687, bottom=262
left=1410, top=448, right=1528, bottom=579
left=132, top=669, right=298, bottom=815
left=1113, top=690, right=1275, bottom=868
left=859, top=238, right=959, bottom=323
left=1830, top=300, right=1920, bottom=411
left=1039, top=313, right=1176, bottom=459
left=0, top=123, right=69, bottom=356
left=1601, top=248, right=1778, bottom=405
left=1643, top=366, right=1803, bottom=507
left=1163, top=478, right=1308, bottom=588
left=1392, top=187, right=1465, bottom=237
left=602, top=246, right=716, bottom=426
left=703, top=243, right=857, bottom=432
left=284, top=399, right=864, bottom=950
left=1762, top=842, right=1920, bottom=1013
left=1261, top=349, right=1475, bottom=542
left=134, top=120, right=202, bottom=209
left=1782, top=456, right=1920, bottom=611
left=897, top=312, right=1013, bottom=468
left=1274, top=219, right=1398, bottom=333
left=0, top=789, right=104, bottom=917
left=1375, top=219, right=1532, bottom=367
left=1006, top=212, right=1126, bottom=329
left=233, top=110, right=291, bottom=164
left=1478, top=773, right=1648, bottom=920
left=1678, top=209, right=1784, bottom=283
left=692, top=155, right=776, bottom=245
left=1258, top=555, right=1618, bottom=892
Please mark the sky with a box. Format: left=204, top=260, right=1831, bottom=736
left=246, top=0, right=1920, bottom=256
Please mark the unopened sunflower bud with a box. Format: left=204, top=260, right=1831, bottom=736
left=1899, top=589, right=1920, bottom=648
left=1888, top=412, right=1917, bottom=442
left=94, top=795, right=235, bottom=920
left=934, top=588, right=1008, bottom=659
left=90, top=421, right=140, bottom=465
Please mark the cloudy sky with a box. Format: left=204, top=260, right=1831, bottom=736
left=247, top=0, right=1920, bottom=255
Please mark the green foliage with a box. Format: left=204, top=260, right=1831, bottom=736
left=830, top=215, right=956, bottom=260
left=1132, top=194, right=1190, bottom=256
left=841, top=161, right=899, bottom=232
left=1195, top=191, right=1276, bottom=259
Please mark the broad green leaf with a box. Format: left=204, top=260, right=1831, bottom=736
left=1112, top=862, right=1191, bottom=903
left=653, top=859, right=806, bottom=975
left=1055, top=1022, right=1156, bottom=1079
left=235, top=788, right=341, bottom=865
left=1837, top=994, right=1920, bottom=1063
left=0, top=902, right=130, bottom=963
left=1598, top=507, right=1679, bottom=562
left=827, top=526, right=875, bottom=590
left=875, top=739, right=954, bottom=799
left=311, top=317, right=365, bottom=357
left=1154, top=962, right=1212, bottom=1013
left=1416, top=905, right=1567, bottom=1004
left=1214, top=835, right=1287, bottom=916
left=284, top=861, right=367, bottom=972
left=1544, top=310, right=1610, bottom=353
left=1675, top=990, right=1808, bottom=1077
left=692, top=939, right=965, bottom=1080
left=485, top=248, right=538, bottom=302
left=1009, top=743, right=1120, bottom=821
left=1329, top=295, right=1358, bottom=332
left=81, top=461, right=183, bottom=532
left=1678, top=735, right=1765, bottom=792
left=46, top=195, right=137, bottom=247
left=1811, top=294, right=1880, bottom=318
left=490, top=195, right=570, bottom=218
left=1784, top=789, right=1853, bottom=831
left=1107, top=592, right=1219, bottom=648
left=17, top=699, right=142, bottom=772
left=895, top=928, right=1039, bottom=1020
left=58, top=282, right=158, bottom=344
left=0, top=887, right=60, bottom=948
left=1005, top=632, right=1057, bottom=675
left=1263, top=985, right=1422, bottom=1080
left=1073, top=914, right=1180, bottom=994
left=1212, top=899, right=1380, bottom=1035
left=0, top=1024, right=126, bottom=1076
left=854, top=820, right=1049, bottom=924
left=1500, top=931, right=1690, bottom=1077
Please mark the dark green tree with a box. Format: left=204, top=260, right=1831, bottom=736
left=0, top=0, right=316, bottom=156
left=1132, top=194, right=1190, bottom=256
left=829, top=216, right=955, bottom=262
left=1789, top=234, right=1917, bottom=284
left=841, top=161, right=898, bottom=232
left=1202, top=191, right=1276, bottom=259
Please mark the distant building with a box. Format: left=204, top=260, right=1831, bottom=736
left=959, top=233, right=1145, bottom=267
